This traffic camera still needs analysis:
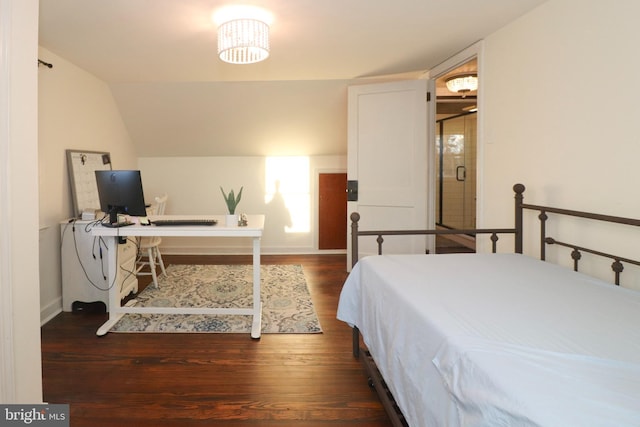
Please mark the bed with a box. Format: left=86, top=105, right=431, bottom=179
left=337, top=184, right=640, bottom=427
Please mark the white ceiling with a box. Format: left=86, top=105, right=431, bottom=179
left=38, top=0, right=546, bottom=156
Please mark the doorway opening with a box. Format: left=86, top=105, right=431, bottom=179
left=434, top=58, right=477, bottom=253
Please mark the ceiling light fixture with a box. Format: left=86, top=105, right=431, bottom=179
left=445, top=73, right=478, bottom=98
left=217, top=17, right=270, bottom=64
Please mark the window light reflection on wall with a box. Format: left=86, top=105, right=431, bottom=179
left=265, top=157, right=310, bottom=233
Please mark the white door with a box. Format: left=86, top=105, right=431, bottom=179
left=347, top=79, right=431, bottom=268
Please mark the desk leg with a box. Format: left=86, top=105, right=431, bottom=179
left=251, top=236, right=262, bottom=339
left=97, top=236, right=124, bottom=336
left=95, top=233, right=264, bottom=338
left=97, top=300, right=136, bottom=336
left=97, top=318, right=119, bottom=337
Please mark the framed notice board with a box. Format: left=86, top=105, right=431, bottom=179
left=66, top=149, right=112, bottom=218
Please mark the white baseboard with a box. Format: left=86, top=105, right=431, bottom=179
left=40, top=297, right=62, bottom=326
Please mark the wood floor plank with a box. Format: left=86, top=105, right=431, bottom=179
left=41, top=254, right=392, bottom=426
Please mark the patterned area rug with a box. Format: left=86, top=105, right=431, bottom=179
left=112, top=264, right=322, bottom=333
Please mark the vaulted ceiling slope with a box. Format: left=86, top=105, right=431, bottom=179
left=38, top=0, right=547, bottom=156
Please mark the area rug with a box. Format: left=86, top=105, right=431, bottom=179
left=111, top=264, right=322, bottom=334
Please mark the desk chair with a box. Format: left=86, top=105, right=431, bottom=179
left=136, top=194, right=168, bottom=288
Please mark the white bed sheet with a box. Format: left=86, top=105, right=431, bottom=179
left=336, top=253, right=640, bottom=427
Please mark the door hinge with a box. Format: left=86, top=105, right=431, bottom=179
left=426, top=91, right=431, bottom=102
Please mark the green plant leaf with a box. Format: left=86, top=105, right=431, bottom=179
left=220, top=186, right=243, bottom=214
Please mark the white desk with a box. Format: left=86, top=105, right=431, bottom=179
left=90, top=214, right=265, bottom=338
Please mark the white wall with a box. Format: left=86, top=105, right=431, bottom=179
left=480, top=0, right=640, bottom=289
left=0, top=0, right=42, bottom=403
left=111, top=80, right=349, bottom=158
left=38, top=47, right=138, bottom=323
left=138, top=155, right=346, bottom=254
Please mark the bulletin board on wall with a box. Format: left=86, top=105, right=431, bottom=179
left=66, top=149, right=112, bottom=218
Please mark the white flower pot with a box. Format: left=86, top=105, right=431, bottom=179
left=225, top=214, right=238, bottom=227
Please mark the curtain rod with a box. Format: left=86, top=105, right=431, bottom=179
left=38, top=59, right=53, bottom=68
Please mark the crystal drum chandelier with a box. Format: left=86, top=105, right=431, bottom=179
left=217, top=18, right=270, bottom=64
left=445, top=73, right=478, bottom=98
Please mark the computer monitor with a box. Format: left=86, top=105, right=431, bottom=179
left=95, top=170, right=147, bottom=226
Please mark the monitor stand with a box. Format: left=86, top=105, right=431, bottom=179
left=101, top=221, right=133, bottom=228
left=102, top=206, right=134, bottom=228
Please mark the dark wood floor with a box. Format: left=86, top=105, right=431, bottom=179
left=41, top=254, right=392, bottom=426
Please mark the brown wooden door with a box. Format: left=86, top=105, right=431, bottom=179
left=319, top=173, right=347, bottom=250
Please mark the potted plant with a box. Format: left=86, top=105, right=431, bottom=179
left=220, top=186, right=243, bottom=226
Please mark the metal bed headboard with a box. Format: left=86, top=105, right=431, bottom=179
left=350, top=184, right=525, bottom=268
left=351, top=183, right=640, bottom=286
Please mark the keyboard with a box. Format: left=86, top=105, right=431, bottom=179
left=152, top=219, right=218, bottom=226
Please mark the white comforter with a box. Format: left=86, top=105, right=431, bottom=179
left=337, top=253, right=640, bottom=427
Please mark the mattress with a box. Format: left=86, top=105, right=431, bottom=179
left=337, top=253, right=640, bottom=426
